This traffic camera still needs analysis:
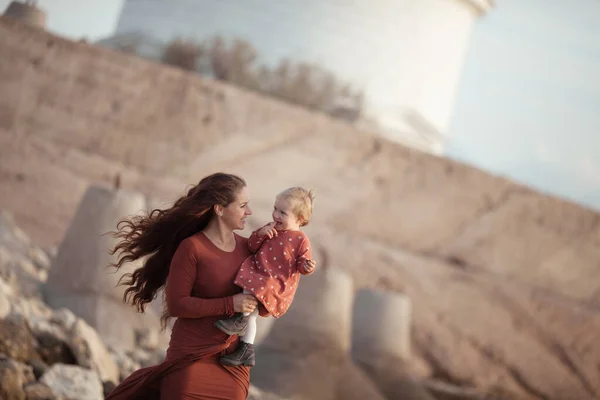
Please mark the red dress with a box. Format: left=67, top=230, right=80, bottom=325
left=234, top=228, right=313, bottom=318
left=106, top=232, right=263, bottom=400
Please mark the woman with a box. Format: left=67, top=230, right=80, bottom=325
left=106, top=172, right=265, bottom=400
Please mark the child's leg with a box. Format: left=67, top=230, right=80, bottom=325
left=241, top=308, right=258, bottom=344
left=242, top=289, right=253, bottom=317
left=220, top=297, right=258, bottom=366
left=215, top=289, right=255, bottom=335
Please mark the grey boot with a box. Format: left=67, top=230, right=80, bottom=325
left=215, top=313, right=249, bottom=336
left=220, top=341, right=255, bottom=367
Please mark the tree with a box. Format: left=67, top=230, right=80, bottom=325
left=158, top=35, right=363, bottom=122
left=162, top=38, right=203, bottom=72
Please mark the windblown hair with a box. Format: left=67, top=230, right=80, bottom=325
left=108, top=172, right=246, bottom=330
left=276, top=187, right=315, bottom=227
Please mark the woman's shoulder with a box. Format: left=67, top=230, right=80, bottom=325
left=179, top=233, right=207, bottom=253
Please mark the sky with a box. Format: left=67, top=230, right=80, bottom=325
left=0, top=0, right=124, bottom=40
left=2, top=0, right=599, bottom=210
left=447, top=0, right=600, bottom=210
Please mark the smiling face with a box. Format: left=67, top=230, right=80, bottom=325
left=221, top=186, right=252, bottom=231
left=272, top=196, right=302, bottom=231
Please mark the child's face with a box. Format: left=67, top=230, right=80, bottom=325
left=272, top=197, right=302, bottom=231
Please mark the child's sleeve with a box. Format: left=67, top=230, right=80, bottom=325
left=248, top=227, right=268, bottom=253
left=295, top=236, right=314, bottom=276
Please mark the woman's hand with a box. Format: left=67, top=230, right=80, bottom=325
left=258, top=222, right=278, bottom=239
left=233, top=293, right=258, bottom=314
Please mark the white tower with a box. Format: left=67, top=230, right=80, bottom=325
left=115, top=0, right=494, bottom=154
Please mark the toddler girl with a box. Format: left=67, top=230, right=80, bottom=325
left=215, top=187, right=316, bottom=366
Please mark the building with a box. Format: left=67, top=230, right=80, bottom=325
left=112, top=0, right=494, bottom=154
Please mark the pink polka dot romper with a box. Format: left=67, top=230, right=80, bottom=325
left=234, top=226, right=313, bottom=318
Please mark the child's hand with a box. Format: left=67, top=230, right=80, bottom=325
left=259, top=222, right=278, bottom=239
left=301, top=258, right=316, bottom=274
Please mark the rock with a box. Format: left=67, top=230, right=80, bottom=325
left=29, top=307, right=119, bottom=383
left=0, top=246, right=46, bottom=299
left=0, top=269, right=15, bottom=296
left=127, top=347, right=163, bottom=369
left=28, top=316, right=76, bottom=366
left=50, top=308, right=77, bottom=332
left=0, top=246, right=20, bottom=293
left=68, top=318, right=120, bottom=384
left=15, top=259, right=39, bottom=280
left=14, top=259, right=44, bottom=297
left=40, top=364, right=103, bottom=400
left=23, top=382, right=56, bottom=400
left=108, top=347, right=140, bottom=381
left=27, top=358, right=49, bottom=380
left=12, top=297, right=53, bottom=323
left=102, top=381, right=116, bottom=399
left=0, top=356, right=35, bottom=400
left=0, top=277, right=12, bottom=319
left=45, top=247, right=57, bottom=260
left=0, top=211, right=30, bottom=250
left=0, top=314, right=39, bottom=362
left=135, top=326, right=159, bottom=351
left=27, top=247, right=51, bottom=272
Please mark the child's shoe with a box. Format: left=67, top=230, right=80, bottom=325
left=215, top=313, right=249, bottom=336
left=220, top=341, right=255, bottom=367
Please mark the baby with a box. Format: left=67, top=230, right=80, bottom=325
left=216, top=187, right=316, bottom=367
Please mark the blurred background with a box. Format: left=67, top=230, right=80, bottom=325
left=2, top=0, right=599, bottom=210
left=0, top=1, right=598, bottom=399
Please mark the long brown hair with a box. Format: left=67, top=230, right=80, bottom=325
left=109, top=172, right=246, bottom=329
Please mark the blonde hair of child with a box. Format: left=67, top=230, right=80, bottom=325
left=276, top=187, right=315, bottom=227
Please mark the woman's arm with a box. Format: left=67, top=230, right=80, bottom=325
left=165, top=239, right=235, bottom=318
